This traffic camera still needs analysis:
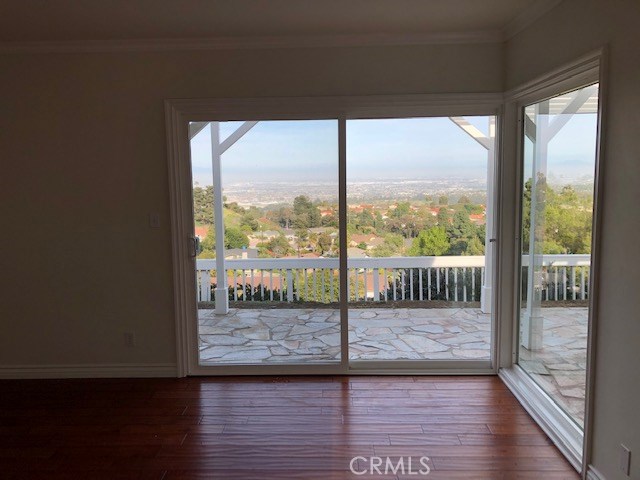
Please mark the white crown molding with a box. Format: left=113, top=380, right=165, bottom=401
left=0, top=363, right=177, bottom=379
left=505, top=48, right=601, bottom=102
left=504, top=0, right=564, bottom=39
left=0, top=1, right=566, bottom=54
left=0, top=30, right=504, bottom=54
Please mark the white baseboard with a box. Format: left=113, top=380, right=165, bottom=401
left=586, top=465, right=606, bottom=480
left=0, top=363, right=178, bottom=379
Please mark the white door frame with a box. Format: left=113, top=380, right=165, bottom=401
left=164, top=93, right=503, bottom=377
left=497, top=48, right=606, bottom=477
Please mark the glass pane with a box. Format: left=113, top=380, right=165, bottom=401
left=346, top=116, right=495, bottom=361
left=518, top=84, right=599, bottom=427
left=190, top=120, right=340, bottom=364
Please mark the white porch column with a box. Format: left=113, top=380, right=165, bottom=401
left=447, top=116, right=495, bottom=313
left=481, top=116, right=496, bottom=313
left=521, top=103, right=548, bottom=350
left=210, top=122, right=229, bottom=314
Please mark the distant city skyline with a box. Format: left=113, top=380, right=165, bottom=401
left=190, top=115, right=597, bottom=187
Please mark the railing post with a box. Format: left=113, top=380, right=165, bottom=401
left=373, top=269, right=380, bottom=302
left=286, top=269, right=294, bottom=302
left=454, top=268, right=458, bottom=302
left=409, top=268, right=414, bottom=301
left=471, top=267, right=475, bottom=301
left=232, top=270, right=237, bottom=301
left=200, top=270, right=211, bottom=301
left=330, top=269, right=334, bottom=302
left=363, top=269, right=368, bottom=302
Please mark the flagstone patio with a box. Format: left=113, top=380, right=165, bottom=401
left=518, top=307, right=588, bottom=426
left=198, top=307, right=492, bottom=363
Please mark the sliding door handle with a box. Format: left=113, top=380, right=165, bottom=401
left=188, top=236, right=199, bottom=258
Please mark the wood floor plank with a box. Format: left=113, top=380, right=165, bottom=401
left=459, top=433, right=553, bottom=446
left=373, top=444, right=569, bottom=458
left=429, top=455, right=575, bottom=472
left=222, top=423, right=423, bottom=434
left=0, top=375, right=578, bottom=479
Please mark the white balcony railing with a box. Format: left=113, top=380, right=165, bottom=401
left=195, top=254, right=590, bottom=304
left=521, top=254, right=591, bottom=301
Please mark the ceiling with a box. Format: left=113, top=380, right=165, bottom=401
left=0, top=0, right=561, bottom=48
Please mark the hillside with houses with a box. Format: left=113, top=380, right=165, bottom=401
left=193, top=184, right=488, bottom=260
left=193, top=178, right=592, bottom=262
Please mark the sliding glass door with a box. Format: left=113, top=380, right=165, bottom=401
left=517, top=83, right=600, bottom=428
left=183, top=111, right=498, bottom=372
left=346, top=117, right=496, bottom=364
left=190, top=120, right=341, bottom=365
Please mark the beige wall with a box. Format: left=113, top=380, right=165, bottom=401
left=0, top=43, right=503, bottom=369
left=506, top=1, right=640, bottom=478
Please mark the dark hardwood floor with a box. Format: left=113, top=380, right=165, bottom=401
left=0, top=375, right=579, bottom=479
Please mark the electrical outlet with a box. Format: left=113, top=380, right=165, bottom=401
left=149, top=212, right=160, bottom=228
left=620, top=444, right=631, bottom=476
left=124, top=332, right=136, bottom=348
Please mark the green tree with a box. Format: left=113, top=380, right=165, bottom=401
left=354, top=210, right=375, bottom=229
left=267, top=206, right=293, bottom=229
left=295, top=228, right=310, bottom=251
left=200, top=226, right=216, bottom=252
left=383, top=233, right=404, bottom=249
left=372, top=233, right=404, bottom=257
left=240, top=213, right=259, bottom=232
left=521, top=179, right=592, bottom=254
left=446, top=210, right=483, bottom=255
left=293, top=195, right=321, bottom=229
left=321, top=213, right=338, bottom=228
left=199, top=225, right=250, bottom=252
left=317, top=232, right=333, bottom=254
left=192, top=185, right=214, bottom=225
left=371, top=244, right=396, bottom=257
left=225, top=227, right=249, bottom=249
left=448, top=210, right=477, bottom=240
left=437, top=208, right=451, bottom=226
left=438, top=195, right=448, bottom=205
left=260, top=235, right=292, bottom=257
left=224, top=201, right=245, bottom=214
left=390, top=202, right=411, bottom=218
left=408, top=227, right=450, bottom=256
left=449, top=236, right=484, bottom=256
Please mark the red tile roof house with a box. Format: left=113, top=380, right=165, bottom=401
left=194, top=225, right=209, bottom=239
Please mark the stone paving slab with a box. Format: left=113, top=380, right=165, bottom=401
left=518, top=307, right=588, bottom=427
left=199, top=307, right=492, bottom=364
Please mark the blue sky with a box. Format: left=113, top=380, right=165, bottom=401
left=190, top=114, right=597, bottom=186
